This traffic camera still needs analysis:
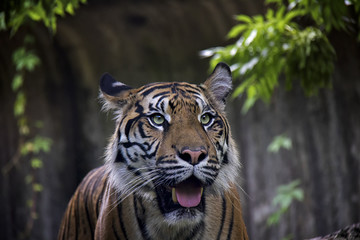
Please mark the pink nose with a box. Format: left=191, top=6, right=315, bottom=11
left=180, top=148, right=207, bottom=165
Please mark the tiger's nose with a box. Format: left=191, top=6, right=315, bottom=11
left=179, top=148, right=208, bottom=165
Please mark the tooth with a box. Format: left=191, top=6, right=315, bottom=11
left=172, top=188, right=177, bottom=203
left=201, top=187, right=204, bottom=196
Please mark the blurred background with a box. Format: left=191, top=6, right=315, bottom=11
left=1, top=0, right=359, bottom=239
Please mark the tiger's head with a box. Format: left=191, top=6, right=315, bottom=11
left=100, top=63, right=240, bottom=225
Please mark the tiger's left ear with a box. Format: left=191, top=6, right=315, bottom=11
left=203, top=62, right=232, bottom=110
left=99, top=73, right=134, bottom=110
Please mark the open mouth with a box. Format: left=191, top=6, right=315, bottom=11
left=172, top=177, right=204, bottom=208
left=155, top=176, right=205, bottom=215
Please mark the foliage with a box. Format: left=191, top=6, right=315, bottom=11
left=267, top=179, right=304, bottom=226
left=0, top=0, right=86, bottom=34
left=1, top=35, right=53, bottom=238
left=201, top=0, right=360, bottom=113
left=1, top=0, right=86, bottom=237
left=267, top=134, right=300, bottom=240
left=268, top=134, right=292, bottom=153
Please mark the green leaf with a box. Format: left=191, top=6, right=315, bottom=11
left=253, top=15, right=264, bottom=24
left=232, top=75, right=256, bottom=98
left=21, top=141, right=33, bottom=155
left=33, top=136, right=53, bottom=153
left=33, top=183, right=43, bottom=192
left=267, top=210, right=282, bottom=226
left=241, top=95, right=257, bottom=114
left=0, top=12, right=6, bottom=30
left=66, top=3, right=75, bottom=15
left=18, top=119, right=30, bottom=136
left=227, top=24, right=247, bottom=39
left=12, top=74, right=23, bottom=91
left=54, top=1, right=65, bottom=16
left=275, top=6, right=286, bottom=20
left=14, top=91, right=26, bottom=116
left=12, top=47, right=41, bottom=71
left=267, top=134, right=292, bottom=153
left=235, top=14, right=253, bottom=24
left=28, top=10, right=42, bottom=21
left=31, top=158, right=43, bottom=169
left=266, top=9, right=274, bottom=20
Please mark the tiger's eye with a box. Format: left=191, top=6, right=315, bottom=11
left=151, top=114, right=165, bottom=126
left=200, top=113, right=211, bottom=125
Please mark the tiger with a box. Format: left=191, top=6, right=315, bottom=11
left=58, top=62, right=249, bottom=240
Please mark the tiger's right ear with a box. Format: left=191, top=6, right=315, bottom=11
left=99, top=73, right=134, bottom=110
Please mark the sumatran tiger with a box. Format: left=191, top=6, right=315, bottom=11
left=58, top=63, right=249, bottom=240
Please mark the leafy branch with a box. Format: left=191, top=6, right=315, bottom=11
left=266, top=134, right=302, bottom=240
left=267, top=179, right=304, bottom=227
left=1, top=36, right=53, bottom=239
left=201, top=0, right=360, bottom=114
left=0, top=0, right=86, bottom=34
left=1, top=1, right=86, bottom=238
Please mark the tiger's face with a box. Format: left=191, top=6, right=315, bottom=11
left=100, top=63, right=240, bottom=225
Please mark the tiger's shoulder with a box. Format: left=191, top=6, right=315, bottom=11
left=58, top=166, right=109, bottom=239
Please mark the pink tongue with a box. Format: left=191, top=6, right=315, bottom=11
left=175, top=186, right=202, bottom=208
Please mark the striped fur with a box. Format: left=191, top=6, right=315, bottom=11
left=58, top=63, right=248, bottom=240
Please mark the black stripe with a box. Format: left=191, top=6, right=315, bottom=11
left=202, top=165, right=218, bottom=170
left=115, top=149, right=126, bottom=163
left=160, top=101, right=165, bottom=112
left=66, top=198, right=75, bottom=239
left=222, top=153, right=229, bottom=165
left=208, top=159, right=218, bottom=164
left=184, top=89, right=202, bottom=96
left=213, top=119, right=224, bottom=128
left=156, top=155, right=170, bottom=163
left=134, top=101, right=144, bottom=114
left=143, top=149, right=156, bottom=160
left=117, top=201, right=129, bottom=240
left=96, top=178, right=107, bottom=218
left=124, top=116, right=141, bottom=137
left=146, top=141, right=159, bottom=159
left=134, top=196, right=152, bottom=240
left=157, top=159, right=177, bottom=164
left=74, top=191, right=79, bottom=240
left=216, top=196, right=227, bottom=240
left=154, top=95, right=169, bottom=111
left=226, top=199, right=235, bottom=240
left=141, top=84, right=176, bottom=97
left=161, top=165, right=184, bottom=171
left=137, top=122, right=150, bottom=139
left=127, top=165, right=142, bottom=176
left=123, top=141, right=148, bottom=153
left=84, top=180, right=94, bottom=239
left=112, top=223, right=121, bottom=240
left=153, top=91, right=171, bottom=99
